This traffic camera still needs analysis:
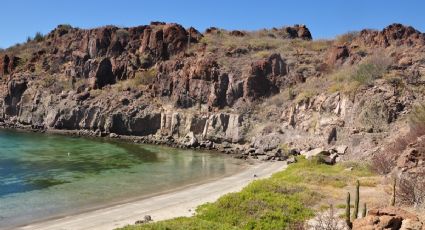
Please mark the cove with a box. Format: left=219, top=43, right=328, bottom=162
left=0, top=129, right=244, bottom=229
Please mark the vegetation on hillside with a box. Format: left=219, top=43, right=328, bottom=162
left=119, top=158, right=374, bottom=230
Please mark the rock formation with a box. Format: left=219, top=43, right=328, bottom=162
left=0, top=22, right=424, bottom=164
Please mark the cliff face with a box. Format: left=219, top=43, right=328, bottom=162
left=0, top=22, right=424, bottom=161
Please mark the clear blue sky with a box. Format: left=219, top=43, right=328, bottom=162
left=1, top=0, right=424, bottom=48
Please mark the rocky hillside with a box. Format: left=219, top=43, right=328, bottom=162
left=1, top=22, right=425, bottom=163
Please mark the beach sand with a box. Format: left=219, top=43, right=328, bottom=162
left=20, top=161, right=287, bottom=230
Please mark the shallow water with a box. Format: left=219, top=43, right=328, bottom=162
left=0, top=129, right=244, bottom=229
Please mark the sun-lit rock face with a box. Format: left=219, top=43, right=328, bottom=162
left=1, top=21, right=425, bottom=165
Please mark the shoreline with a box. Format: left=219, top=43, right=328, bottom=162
left=0, top=123, right=252, bottom=159
left=19, top=161, right=287, bottom=230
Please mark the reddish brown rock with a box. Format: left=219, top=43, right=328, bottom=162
left=140, top=23, right=189, bottom=61
left=0, top=54, right=10, bottom=75
left=352, top=207, right=422, bottom=230
left=396, top=135, right=425, bottom=171
left=0, top=55, right=20, bottom=76
left=356, top=23, right=425, bottom=47
left=188, top=27, right=203, bottom=43
left=162, top=23, right=189, bottom=57
left=281, top=24, right=312, bottom=40
left=88, top=26, right=114, bottom=57
left=229, top=30, right=245, bottom=37
left=205, top=27, right=219, bottom=34
left=326, top=45, right=350, bottom=66
left=90, top=58, right=115, bottom=89
left=243, top=53, right=287, bottom=99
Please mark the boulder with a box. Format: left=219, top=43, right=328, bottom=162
left=287, top=156, right=297, bottom=164
left=334, top=145, right=348, bottom=155
left=184, top=132, right=198, bottom=147
left=352, top=207, right=422, bottom=230
left=301, top=148, right=329, bottom=159
left=229, top=30, right=245, bottom=37
left=280, top=25, right=312, bottom=40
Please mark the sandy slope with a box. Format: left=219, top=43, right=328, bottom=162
left=20, top=161, right=287, bottom=230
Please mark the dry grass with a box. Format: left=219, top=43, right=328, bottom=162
left=114, top=68, right=157, bottom=92
left=335, top=31, right=359, bottom=45
left=327, top=52, right=393, bottom=95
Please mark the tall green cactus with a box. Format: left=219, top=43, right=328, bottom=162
left=391, top=177, right=396, bottom=206
left=346, top=192, right=352, bottom=228
left=352, top=180, right=360, bottom=220
left=362, top=203, right=367, bottom=217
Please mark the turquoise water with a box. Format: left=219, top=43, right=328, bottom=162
left=0, top=129, right=244, bottom=229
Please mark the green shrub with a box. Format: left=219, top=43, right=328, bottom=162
left=119, top=217, right=233, bottom=230
left=327, top=53, right=392, bottom=95
left=119, top=158, right=374, bottom=230
left=352, top=62, right=384, bottom=85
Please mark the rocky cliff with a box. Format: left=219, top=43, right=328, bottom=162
left=1, top=22, right=425, bottom=162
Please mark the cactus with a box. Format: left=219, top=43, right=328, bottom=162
left=346, top=192, right=352, bottom=228
left=391, top=177, right=396, bottom=206
left=362, top=203, right=367, bottom=217
left=352, top=180, right=360, bottom=220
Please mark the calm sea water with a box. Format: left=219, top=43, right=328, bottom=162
left=0, top=129, right=243, bottom=229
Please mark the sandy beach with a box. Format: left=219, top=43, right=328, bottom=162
left=19, top=161, right=287, bottom=230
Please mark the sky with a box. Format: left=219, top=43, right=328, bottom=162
left=1, top=0, right=424, bottom=48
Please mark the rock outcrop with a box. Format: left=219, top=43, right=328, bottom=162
left=352, top=207, right=423, bottom=230
left=244, top=53, right=287, bottom=99
left=355, top=23, right=425, bottom=47
left=0, top=21, right=423, bottom=165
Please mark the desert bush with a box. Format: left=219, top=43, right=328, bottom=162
left=351, top=54, right=392, bottom=85
left=41, top=75, right=56, bottom=88
left=116, top=29, right=130, bottom=40
left=34, top=32, right=44, bottom=42
left=327, top=53, right=392, bottom=95
left=119, top=158, right=374, bottom=230
left=309, top=205, right=348, bottom=230
left=134, top=68, right=157, bottom=85
left=295, top=90, right=316, bottom=104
